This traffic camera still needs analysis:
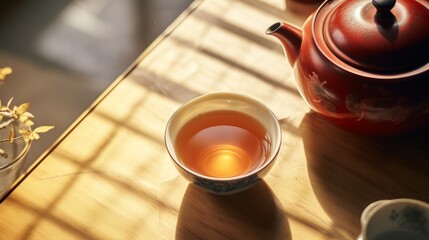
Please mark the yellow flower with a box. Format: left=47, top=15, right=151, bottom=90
left=0, top=67, right=54, bottom=156
left=0, top=67, right=12, bottom=81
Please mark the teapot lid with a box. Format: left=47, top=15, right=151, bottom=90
left=319, top=0, right=429, bottom=74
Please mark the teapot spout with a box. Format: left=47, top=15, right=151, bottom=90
left=266, top=22, right=302, bottom=66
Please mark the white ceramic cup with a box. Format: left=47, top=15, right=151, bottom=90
left=165, top=92, right=281, bottom=195
left=358, top=199, right=429, bottom=240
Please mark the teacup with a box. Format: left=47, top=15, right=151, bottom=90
left=164, top=92, right=281, bottom=195
left=358, top=199, right=429, bottom=240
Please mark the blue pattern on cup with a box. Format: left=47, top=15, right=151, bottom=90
left=390, top=205, right=428, bottom=236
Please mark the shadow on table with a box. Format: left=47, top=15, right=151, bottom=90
left=176, top=180, right=291, bottom=240
left=284, top=0, right=322, bottom=19
left=240, top=0, right=321, bottom=27
left=300, top=112, right=429, bottom=237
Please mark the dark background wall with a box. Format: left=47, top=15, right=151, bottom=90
left=0, top=0, right=193, bottom=170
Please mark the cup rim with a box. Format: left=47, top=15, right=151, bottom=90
left=164, top=92, right=282, bottom=181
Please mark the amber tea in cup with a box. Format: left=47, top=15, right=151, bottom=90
left=165, top=92, right=281, bottom=194
left=175, top=109, right=271, bottom=178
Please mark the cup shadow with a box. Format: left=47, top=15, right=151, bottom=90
left=300, top=112, right=429, bottom=236
left=176, top=180, right=292, bottom=240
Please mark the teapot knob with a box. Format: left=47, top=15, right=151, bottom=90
left=372, top=0, right=396, bottom=12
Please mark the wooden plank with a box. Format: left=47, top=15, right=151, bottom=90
left=0, top=0, right=428, bottom=239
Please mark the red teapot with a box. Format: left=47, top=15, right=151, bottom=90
left=266, top=0, right=429, bottom=134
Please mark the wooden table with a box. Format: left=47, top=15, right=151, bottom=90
left=1, top=0, right=428, bottom=239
